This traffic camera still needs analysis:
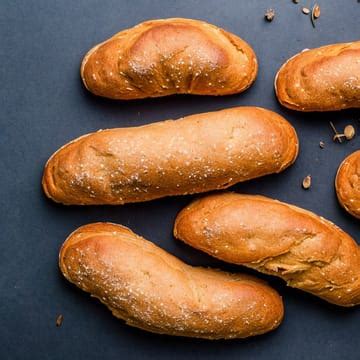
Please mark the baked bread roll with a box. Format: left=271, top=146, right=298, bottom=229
left=174, top=192, right=360, bottom=306
left=81, top=18, right=257, bottom=99
left=336, top=150, right=360, bottom=219
left=42, top=107, right=298, bottom=205
left=275, top=41, right=360, bottom=111
left=59, top=223, right=284, bottom=339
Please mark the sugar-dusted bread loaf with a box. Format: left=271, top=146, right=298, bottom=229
left=174, top=192, right=360, bottom=306
left=275, top=41, right=360, bottom=111
left=336, top=150, right=360, bottom=219
left=59, top=223, right=284, bottom=339
left=42, top=107, right=298, bottom=205
left=81, top=18, right=258, bottom=99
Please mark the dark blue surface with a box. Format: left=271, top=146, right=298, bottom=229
left=1, top=1, right=360, bottom=359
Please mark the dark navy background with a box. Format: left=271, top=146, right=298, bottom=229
left=1, top=1, right=360, bottom=359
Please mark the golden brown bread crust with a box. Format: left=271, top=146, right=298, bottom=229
left=174, top=192, right=360, bottom=306
left=336, top=150, right=360, bottom=219
left=42, top=107, right=298, bottom=205
left=81, top=18, right=258, bottom=99
left=275, top=41, right=360, bottom=111
left=59, top=222, right=283, bottom=339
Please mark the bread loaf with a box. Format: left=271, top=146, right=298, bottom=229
left=336, top=150, right=360, bottom=219
left=42, top=107, right=298, bottom=205
left=174, top=192, right=360, bottom=306
left=59, top=223, right=284, bottom=339
left=81, top=18, right=257, bottom=99
left=275, top=41, right=360, bottom=111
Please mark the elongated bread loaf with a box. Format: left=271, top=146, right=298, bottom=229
left=275, top=41, right=360, bottom=111
left=336, top=150, right=360, bottom=219
left=174, top=192, right=360, bottom=306
left=42, top=107, right=298, bottom=205
left=59, top=223, right=284, bottom=339
left=81, top=18, right=257, bottom=99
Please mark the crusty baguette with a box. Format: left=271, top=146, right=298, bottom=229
left=81, top=18, right=257, bottom=99
left=59, top=223, right=284, bottom=339
left=42, top=107, right=298, bottom=205
left=336, top=150, right=360, bottom=219
left=275, top=41, right=360, bottom=111
left=174, top=192, right=360, bottom=306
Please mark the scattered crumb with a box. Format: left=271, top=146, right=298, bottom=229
left=311, top=4, right=320, bottom=27
left=264, top=9, right=275, bottom=22
left=344, top=125, right=355, bottom=140
left=319, top=141, right=325, bottom=149
left=312, top=4, right=321, bottom=18
left=302, top=175, right=311, bottom=190
left=56, top=314, right=63, bottom=327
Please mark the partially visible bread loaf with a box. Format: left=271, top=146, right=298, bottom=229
left=336, top=150, right=360, bottom=219
left=174, top=192, right=360, bottom=306
left=42, top=107, right=298, bottom=205
left=81, top=18, right=258, bottom=99
left=59, top=223, right=284, bottom=339
left=275, top=41, right=360, bottom=111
